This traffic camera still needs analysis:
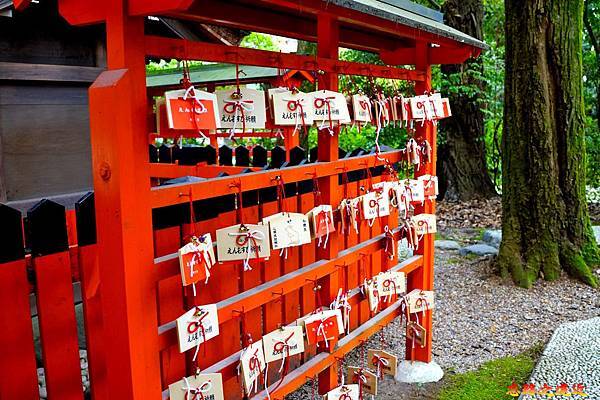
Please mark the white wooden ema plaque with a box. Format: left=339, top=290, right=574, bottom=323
left=262, top=326, right=305, bottom=363
left=405, top=289, right=435, bottom=314
left=239, top=340, right=267, bottom=395
left=215, top=223, right=271, bottom=263
left=411, top=214, right=437, bottom=235
left=309, top=90, right=351, bottom=124
left=325, top=384, right=360, bottom=400
left=272, top=90, right=314, bottom=128
left=265, top=212, right=311, bottom=250
left=216, top=88, right=267, bottom=130
left=168, top=373, right=225, bottom=400
left=351, top=94, right=372, bottom=123
left=176, top=304, right=219, bottom=354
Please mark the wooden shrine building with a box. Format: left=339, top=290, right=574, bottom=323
left=0, top=1, right=486, bottom=400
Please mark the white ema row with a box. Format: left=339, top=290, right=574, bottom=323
left=156, top=87, right=451, bottom=138
left=170, top=282, right=435, bottom=399
left=178, top=175, right=438, bottom=294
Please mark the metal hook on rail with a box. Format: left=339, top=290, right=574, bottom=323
left=272, top=288, right=285, bottom=303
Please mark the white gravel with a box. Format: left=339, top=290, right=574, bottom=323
left=522, top=317, right=600, bottom=400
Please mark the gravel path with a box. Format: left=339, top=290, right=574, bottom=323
left=288, top=230, right=600, bottom=399
left=521, top=317, right=600, bottom=400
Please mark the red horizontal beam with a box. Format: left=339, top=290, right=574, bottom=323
left=149, top=163, right=260, bottom=179
left=144, top=36, right=425, bottom=82
left=128, top=0, right=474, bottom=53
left=166, top=1, right=410, bottom=53
left=380, top=45, right=479, bottom=65
left=150, top=150, right=403, bottom=208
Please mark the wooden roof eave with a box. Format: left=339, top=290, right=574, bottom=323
left=55, top=0, right=486, bottom=57
left=126, top=0, right=487, bottom=52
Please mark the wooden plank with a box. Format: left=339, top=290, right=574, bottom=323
left=78, top=244, right=108, bottom=400
left=407, top=43, right=435, bottom=364
left=261, top=199, right=283, bottom=334
left=145, top=36, right=424, bottom=82
left=88, top=64, right=161, bottom=398
left=154, top=222, right=186, bottom=388
left=0, top=62, right=104, bottom=82
left=0, top=100, right=92, bottom=200
left=298, top=191, right=316, bottom=361
left=151, top=150, right=404, bottom=208
left=0, top=260, right=39, bottom=400
left=34, top=252, right=84, bottom=400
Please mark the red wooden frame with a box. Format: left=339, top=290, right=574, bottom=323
left=0, top=1, right=481, bottom=399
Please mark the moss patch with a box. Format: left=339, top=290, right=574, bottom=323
left=437, top=344, right=544, bottom=400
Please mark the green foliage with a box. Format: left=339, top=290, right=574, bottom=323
left=240, top=32, right=280, bottom=51
left=482, top=0, right=506, bottom=189
left=438, top=343, right=543, bottom=400
left=146, top=59, right=204, bottom=75
left=583, top=0, right=600, bottom=186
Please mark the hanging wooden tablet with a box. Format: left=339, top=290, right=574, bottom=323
left=427, top=93, right=444, bottom=121
left=165, top=88, right=220, bottom=130
left=215, top=223, right=270, bottom=270
left=406, top=321, right=427, bottom=348
left=304, top=309, right=344, bottom=347
left=265, top=212, right=311, bottom=250
left=168, top=372, right=225, bottom=400
left=405, top=289, right=435, bottom=314
left=362, top=189, right=390, bottom=220
left=347, top=367, right=378, bottom=396
left=441, top=98, right=452, bottom=118
left=262, top=326, right=305, bottom=364
left=325, top=384, right=360, bottom=400
left=310, top=90, right=351, bottom=130
left=411, top=214, right=437, bottom=235
left=268, top=87, right=290, bottom=119
left=363, top=278, right=380, bottom=313
left=351, top=94, right=372, bottom=123
left=178, top=234, right=215, bottom=288
left=239, top=339, right=267, bottom=395
left=418, top=174, right=439, bottom=199
left=175, top=304, right=220, bottom=355
left=272, top=90, right=314, bottom=129
left=403, top=179, right=425, bottom=204
left=216, top=87, right=267, bottom=130
left=307, top=205, right=336, bottom=248
left=410, top=95, right=429, bottom=124
left=367, top=349, right=398, bottom=378
left=376, top=270, right=406, bottom=302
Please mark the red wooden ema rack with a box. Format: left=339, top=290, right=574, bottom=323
left=2, top=0, right=486, bottom=399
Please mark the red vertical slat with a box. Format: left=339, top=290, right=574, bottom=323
left=0, top=259, right=39, bottom=399
left=65, top=210, right=78, bottom=246
left=298, top=192, right=316, bottom=360
left=154, top=226, right=186, bottom=389
left=78, top=244, right=108, bottom=400
left=34, top=252, right=84, bottom=400
left=261, top=199, right=283, bottom=334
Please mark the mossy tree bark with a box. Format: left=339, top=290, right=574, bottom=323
left=438, top=0, right=497, bottom=201
left=500, top=0, right=599, bottom=287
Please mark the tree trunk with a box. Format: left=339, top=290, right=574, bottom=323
left=500, top=0, right=599, bottom=287
left=438, top=0, right=497, bottom=201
